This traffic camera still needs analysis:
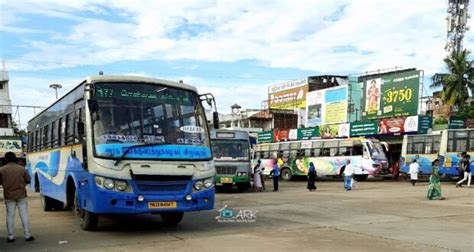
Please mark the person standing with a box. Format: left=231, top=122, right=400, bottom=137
left=456, top=155, right=471, bottom=188
left=409, top=159, right=420, bottom=186
left=270, top=159, right=280, bottom=191
left=307, top=162, right=317, bottom=191
left=253, top=160, right=263, bottom=192
left=456, top=152, right=466, bottom=182
left=427, top=159, right=445, bottom=200
left=0, top=152, right=35, bottom=242
left=343, top=159, right=354, bottom=191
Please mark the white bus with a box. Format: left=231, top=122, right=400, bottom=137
left=27, top=75, right=218, bottom=230
left=252, top=138, right=389, bottom=181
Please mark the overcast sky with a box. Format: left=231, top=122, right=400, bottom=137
left=1, top=0, right=473, bottom=129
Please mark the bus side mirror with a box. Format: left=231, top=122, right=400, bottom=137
left=213, top=111, right=219, bottom=129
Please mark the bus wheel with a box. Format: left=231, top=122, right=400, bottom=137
left=74, top=190, right=99, bottom=231
left=281, top=168, right=292, bottom=181
left=161, top=212, right=184, bottom=225
left=354, top=175, right=368, bottom=181
left=237, top=184, right=247, bottom=192
left=40, top=194, right=63, bottom=211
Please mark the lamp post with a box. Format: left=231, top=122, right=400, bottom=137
left=49, top=83, right=62, bottom=100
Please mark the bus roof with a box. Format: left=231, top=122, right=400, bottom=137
left=28, top=75, right=198, bottom=124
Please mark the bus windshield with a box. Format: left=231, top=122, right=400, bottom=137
left=211, top=140, right=249, bottom=160
left=92, top=83, right=211, bottom=160
left=369, top=142, right=388, bottom=161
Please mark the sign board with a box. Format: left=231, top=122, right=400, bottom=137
left=418, top=116, right=433, bottom=134
left=306, top=86, right=348, bottom=127
left=362, top=70, right=420, bottom=120
left=257, top=131, right=274, bottom=143
left=350, top=121, right=378, bottom=137
left=319, top=124, right=349, bottom=138
left=273, top=129, right=290, bottom=142
left=297, top=127, right=320, bottom=140
left=449, top=116, right=466, bottom=129
left=268, top=78, right=308, bottom=109
left=0, top=138, right=22, bottom=157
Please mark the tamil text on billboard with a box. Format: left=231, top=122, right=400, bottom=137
left=268, top=78, right=308, bottom=109
left=362, top=70, right=420, bottom=120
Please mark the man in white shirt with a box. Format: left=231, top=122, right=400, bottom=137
left=343, top=159, right=354, bottom=191
left=409, top=159, right=419, bottom=186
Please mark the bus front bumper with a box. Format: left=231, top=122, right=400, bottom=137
left=215, top=175, right=250, bottom=186
left=83, top=181, right=215, bottom=214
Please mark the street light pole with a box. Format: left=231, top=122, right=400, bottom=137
left=49, top=83, right=62, bottom=100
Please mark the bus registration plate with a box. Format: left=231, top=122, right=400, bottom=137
left=220, top=177, right=233, bottom=184
left=148, top=201, right=177, bottom=209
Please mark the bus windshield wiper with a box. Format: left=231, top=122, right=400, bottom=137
left=114, top=142, right=172, bottom=166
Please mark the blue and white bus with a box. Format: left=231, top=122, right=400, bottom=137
left=401, top=129, right=474, bottom=177
left=26, top=75, right=218, bottom=230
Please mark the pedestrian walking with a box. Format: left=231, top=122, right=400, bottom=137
left=343, top=159, right=354, bottom=191
left=427, top=159, right=445, bottom=200
left=260, top=166, right=266, bottom=191
left=391, top=160, right=400, bottom=180
left=457, top=152, right=466, bottom=182
left=0, top=152, right=35, bottom=242
left=270, top=159, right=280, bottom=191
left=456, top=155, right=471, bottom=188
left=307, top=162, right=317, bottom=191
left=409, top=159, right=420, bottom=186
left=253, top=160, right=263, bottom=192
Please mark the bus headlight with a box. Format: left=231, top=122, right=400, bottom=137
left=204, top=178, right=214, bottom=188
left=115, top=180, right=127, bottom=191
left=238, top=172, right=247, bottom=177
left=104, top=179, right=115, bottom=190
left=194, top=181, right=204, bottom=191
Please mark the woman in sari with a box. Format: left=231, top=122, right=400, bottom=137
left=307, top=162, right=317, bottom=191
left=427, top=159, right=445, bottom=200
left=253, top=160, right=263, bottom=192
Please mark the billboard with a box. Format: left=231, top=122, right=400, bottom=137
left=377, top=116, right=418, bottom=135
left=319, top=123, right=349, bottom=138
left=268, top=78, right=308, bottom=109
left=0, top=138, right=22, bottom=157
left=362, top=70, right=420, bottom=120
left=306, top=86, right=348, bottom=127
left=257, top=131, right=273, bottom=143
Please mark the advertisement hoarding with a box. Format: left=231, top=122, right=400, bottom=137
left=362, top=70, right=420, bottom=120
left=350, top=121, right=378, bottom=137
left=0, top=138, right=22, bottom=157
left=297, top=127, right=320, bottom=140
left=268, top=78, right=308, bottom=109
left=306, top=86, right=348, bottom=127
left=257, top=131, right=274, bottom=143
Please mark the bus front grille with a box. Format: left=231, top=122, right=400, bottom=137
left=216, top=166, right=237, bottom=175
left=136, top=182, right=188, bottom=193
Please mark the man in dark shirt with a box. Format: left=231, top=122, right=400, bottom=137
left=456, top=154, right=472, bottom=188
left=0, top=152, right=35, bottom=242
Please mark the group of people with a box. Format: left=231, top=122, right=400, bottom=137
left=409, top=152, right=472, bottom=201
left=0, top=152, right=35, bottom=243
left=253, top=159, right=280, bottom=192
left=252, top=159, right=357, bottom=192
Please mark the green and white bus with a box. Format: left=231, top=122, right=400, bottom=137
left=210, top=129, right=252, bottom=191
left=253, top=138, right=389, bottom=181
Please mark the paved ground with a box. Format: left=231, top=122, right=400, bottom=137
left=0, top=179, right=473, bottom=252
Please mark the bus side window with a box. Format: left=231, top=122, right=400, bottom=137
left=282, top=150, right=289, bottom=158
left=67, top=112, right=75, bottom=144
left=313, top=148, right=321, bottom=157
left=255, top=151, right=261, bottom=160
left=263, top=151, right=270, bottom=159
left=304, top=149, right=312, bottom=157
left=352, top=146, right=363, bottom=156
left=290, top=150, right=298, bottom=159
left=43, top=125, right=49, bottom=149
left=330, top=148, right=338, bottom=157
left=51, top=121, right=58, bottom=148
left=321, top=148, right=330, bottom=157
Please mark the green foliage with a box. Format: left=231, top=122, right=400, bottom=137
left=430, top=49, right=474, bottom=113
left=434, top=118, right=448, bottom=124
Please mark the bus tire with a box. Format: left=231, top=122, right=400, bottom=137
left=237, top=184, right=247, bottom=192
left=40, top=194, right=63, bottom=211
left=161, top=212, right=184, bottom=225
left=281, top=168, right=292, bottom=181
left=354, top=175, right=368, bottom=181
left=74, top=189, right=99, bottom=231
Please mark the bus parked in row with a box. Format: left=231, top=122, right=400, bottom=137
left=252, top=138, right=389, bottom=181
left=401, top=129, right=474, bottom=177
left=26, top=75, right=218, bottom=230
left=210, top=129, right=252, bottom=191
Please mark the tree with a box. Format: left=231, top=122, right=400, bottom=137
left=430, top=49, right=474, bottom=114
